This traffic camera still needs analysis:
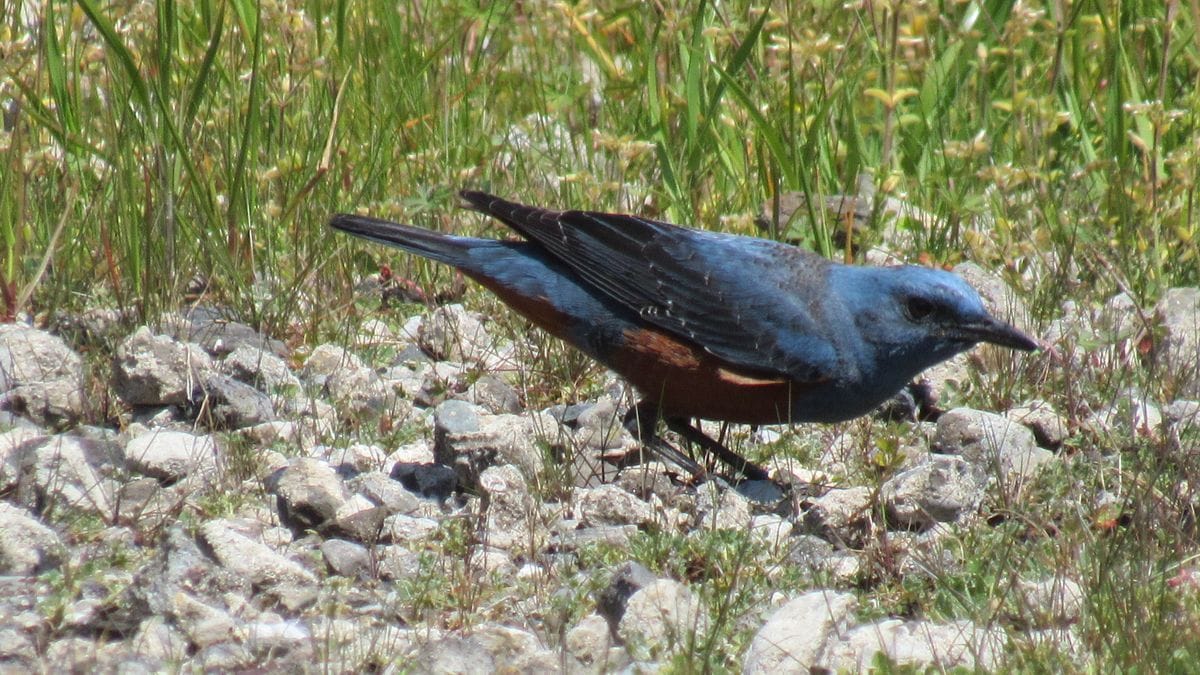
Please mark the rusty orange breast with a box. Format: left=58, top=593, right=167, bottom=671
left=463, top=273, right=802, bottom=425
left=607, top=326, right=800, bottom=425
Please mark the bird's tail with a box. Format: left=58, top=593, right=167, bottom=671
left=329, top=214, right=472, bottom=266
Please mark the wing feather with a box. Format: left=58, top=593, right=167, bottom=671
left=460, top=191, right=840, bottom=383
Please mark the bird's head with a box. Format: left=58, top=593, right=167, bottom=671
left=841, top=265, right=1038, bottom=370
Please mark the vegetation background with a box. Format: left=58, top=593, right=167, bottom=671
left=3, top=0, right=1200, bottom=669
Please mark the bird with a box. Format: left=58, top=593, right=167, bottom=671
left=330, top=190, right=1038, bottom=481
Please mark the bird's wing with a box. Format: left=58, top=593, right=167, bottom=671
left=461, top=191, right=839, bottom=383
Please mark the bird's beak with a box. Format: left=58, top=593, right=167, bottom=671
left=957, top=316, right=1040, bottom=352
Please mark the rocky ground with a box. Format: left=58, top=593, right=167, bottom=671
left=0, top=270, right=1198, bottom=672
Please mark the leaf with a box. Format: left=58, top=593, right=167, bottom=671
left=75, top=0, right=152, bottom=111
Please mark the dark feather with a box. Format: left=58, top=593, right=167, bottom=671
left=460, top=190, right=840, bottom=383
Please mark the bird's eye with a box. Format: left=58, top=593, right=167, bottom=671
left=904, top=297, right=936, bottom=321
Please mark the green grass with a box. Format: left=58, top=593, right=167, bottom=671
left=4, top=0, right=1200, bottom=670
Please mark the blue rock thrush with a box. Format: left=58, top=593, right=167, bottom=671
left=331, top=190, right=1038, bottom=481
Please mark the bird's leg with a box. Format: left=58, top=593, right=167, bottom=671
left=663, top=418, right=770, bottom=481
left=621, top=400, right=707, bottom=481
left=621, top=401, right=770, bottom=482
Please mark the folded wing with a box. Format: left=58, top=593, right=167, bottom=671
left=460, top=191, right=840, bottom=385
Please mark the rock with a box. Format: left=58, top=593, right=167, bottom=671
left=307, top=618, right=420, bottom=670
left=326, top=500, right=390, bottom=543
left=1, top=379, right=85, bottom=428
left=750, top=514, right=793, bottom=549
left=170, top=591, right=240, bottom=648
left=823, top=618, right=1003, bottom=671
left=122, top=526, right=250, bottom=649
left=382, top=513, right=440, bottom=543
left=546, top=402, right=593, bottom=428
left=474, top=548, right=517, bottom=578
left=696, top=480, right=752, bottom=531
left=124, top=430, right=219, bottom=483
left=169, top=306, right=288, bottom=357
left=244, top=618, right=312, bottom=658
left=130, top=616, right=190, bottom=662
left=802, top=487, right=873, bottom=546
left=0, top=625, right=36, bottom=665
left=743, top=590, right=858, bottom=673
left=380, top=361, right=426, bottom=401
left=0, top=502, right=64, bottom=574
left=325, top=442, right=389, bottom=474
left=386, top=441, right=436, bottom=466
left=617, top=579, right=709, bottom=658
left=735, top=479, right=788, bottom=507
left=914, top=353, right=972, bottom=412
left=597, top=562, right=659, bottom=635
left=479, top=464, right=537, bottom=550
left=391, top=461, right=457, bottom=501
left=240, top=420, right=302, bottom=447
left=432, top=400, right=550, bottom=490
left=1165, top=400, right=1200, bottom=428
left=575, top=396, right=635, bottom=451
left=378, top=545, right=423, bottom=581
left=301, top=344, right=391, bottom=417
left=221, top=345, right=301, bottom=392
left=573, top=484, right=656, bottom=528
left=434, top=398, right=482, bottom=435
left=416, top=635, right=495, bottom=674
left=1087, top=388, right=1164, bottom=438
left=348, top=470, right=421, bottom=514
left=18, top=434, right=115, bottom=516
left=1006, top=399, right=1069, bottom=448
left=463, top=373, right=522, bottom=414
left=550, top=524, right=638, bottom=552
left=1, top=427, right=46, bottom=492
left=201, top=374, right=276, bottom=429
left=614, top=463, right=680, bottom=504
left=880, top=454, right=983, bottom=528
left=0, top=324, right=84, bottom=426
left=355, top=317, right=395, bottom=347
left=470, top=624, right=559, bottom=673
left=417, top=304, right=493, bottom=363
left=786, top=535, right=861, bottom=583
left=934, top=407, right=1052, bottom=485
left=413, top=361, right=467, bottom=408
left=198, top=519, right=317, bottom=587
left=566, top=613, right=627, bottom=672
left=1155, top=287, right=1200, bottom=396
left=112, top=327, right=214, bottom=406
left=1017, top=576, right=1084, bottom=627
left=1044, top=294, right=1139, bottom=374
left=272, top=457, right=349, bottom=530
left=114, top=475, right=183, bottom=526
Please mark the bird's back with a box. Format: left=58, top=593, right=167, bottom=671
left=332, top=191, right=1031, bottom=426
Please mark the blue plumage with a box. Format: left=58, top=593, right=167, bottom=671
left=330, top=190, right=1037, bottom=479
